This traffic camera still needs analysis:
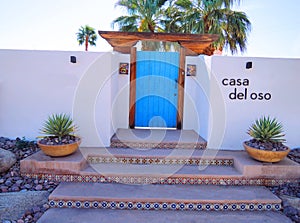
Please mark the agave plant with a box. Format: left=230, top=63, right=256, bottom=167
left=247, top=116, right=286, bottom=143
left=40, top=113, right=78, bottom=141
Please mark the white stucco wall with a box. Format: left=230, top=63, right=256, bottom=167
left=111, top=53, right=130, bottom=132
left=73, top=52, right=130, bottom=147
left=0, top=49, right=113, bottom=147
left=0, top=49, right=299, bottom=150
left=72, top=52, right=113, bottom=147
left=184, top=56, right=210, bottom=140
left=207, top=56, right=300, bottom=150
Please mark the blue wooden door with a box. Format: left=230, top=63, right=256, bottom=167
left=135, top=51, right=179, bottom=128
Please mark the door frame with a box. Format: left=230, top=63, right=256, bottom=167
left=129, top=47, right=186, bottom=129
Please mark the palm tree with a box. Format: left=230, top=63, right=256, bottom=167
left=112, top=0, right=250, bottom=54
left=112, top=0, right=169, bottom=32
left=165, top=0, right=251, bottom=54
left=76, top=25, right=97, bottom=51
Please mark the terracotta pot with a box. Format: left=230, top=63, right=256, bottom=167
left=37, top=139, right=81, bottom=157
left=243, top=142, right=290, bottom=163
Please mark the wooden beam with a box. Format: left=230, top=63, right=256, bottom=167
left=99, top=31, right=218, bottom=42
left=107, top=40, right=138, bottom=48
left=113, top=47, right=131, bottom=54
left=98, top=31, right=219, bottom=56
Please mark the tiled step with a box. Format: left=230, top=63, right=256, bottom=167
left=110, top=129, right=207, bottom=149
left=87, top=148, right=233, bottom=166
left=38, top=209, right=293, bottom=223
left=33, top=172, right=287, bottom=186
left=48, top=182, right=282, bottom=211
left=88, top=155, right=233, bottom=166
left=77, top=163, right=246, bottom=185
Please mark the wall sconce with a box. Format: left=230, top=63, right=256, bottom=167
left=70, top=56, right=76, bottom=63
left=246, top=61, right=252, bottom=69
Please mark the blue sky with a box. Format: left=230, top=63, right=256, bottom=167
left=0, top=0, right=299, bottom=58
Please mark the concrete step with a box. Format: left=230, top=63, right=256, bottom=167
left=110, top=128, right=207, bottom=149
left=85, top=162, right=241, bottom=176
left=38, top=209, right=293, bottom=223
left=21, top=148, right=300, bottom=186
left=49, top=182, right=281, bottom=211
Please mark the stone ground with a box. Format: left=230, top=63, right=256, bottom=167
left=0, top=138, right=58, bottom=223
left=0, top=137, right=299, bottom=223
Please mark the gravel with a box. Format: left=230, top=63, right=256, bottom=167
left=38, top=135, right=80, bottom=146
left=245, top=139, right=289, bottom=151
left=288, top=148, right=300, bottom=164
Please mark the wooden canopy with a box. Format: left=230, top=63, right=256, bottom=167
left=98, top=31, right=219, bottom=56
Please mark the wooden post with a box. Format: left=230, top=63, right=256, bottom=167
left=177, top=47, right=186, bottom=129
left=129, top=47, right=137, bottom=128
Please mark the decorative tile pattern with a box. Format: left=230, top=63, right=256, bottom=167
left=87, top=156, right=234, bottom=166
left=22, top=173, right=298, bottom=186
left=110, top=141, right=207, bottom=150
left=48, top=199, right=281, bottom=211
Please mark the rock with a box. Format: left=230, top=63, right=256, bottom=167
left=0, top=148, right=16, bottom=173
left=0, top=137, right=8, bottom=143
left=42, top=204, right=49, bottom=210
left=284, top=206, right=298, bottom=216
left=11, top=186, right=20, bottom=192
left=291, top=215, right=300, bottom=222
left=31, top=206, right=40, bottom=213
left=1, top=186, right=8, bottom=193
left=33, top=212, right=43, bottom=221
left=35, top=184, right=43, bottom=191
left=24, top=210, right=32, bottom=216
left=280, top=195, right=300, bottom=210
left=5, top=180, right=13, bottom=187
left=15, top=180, right=23, bottom=186
left=23, top=184, right=32, bottom=189
left=26, top=215, right=33, bottom=220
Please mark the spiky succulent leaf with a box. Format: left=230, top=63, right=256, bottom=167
left=247, top=116, right=286, bottom=143
left=40, top=113, right=78, bottom=140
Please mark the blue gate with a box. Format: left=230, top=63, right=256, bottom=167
left=135, top=51, right=179, bottom=128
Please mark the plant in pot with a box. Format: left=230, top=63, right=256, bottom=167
left=37, top=113, right=81, bottom=157
left=243, top=116, right=290, bottom=163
